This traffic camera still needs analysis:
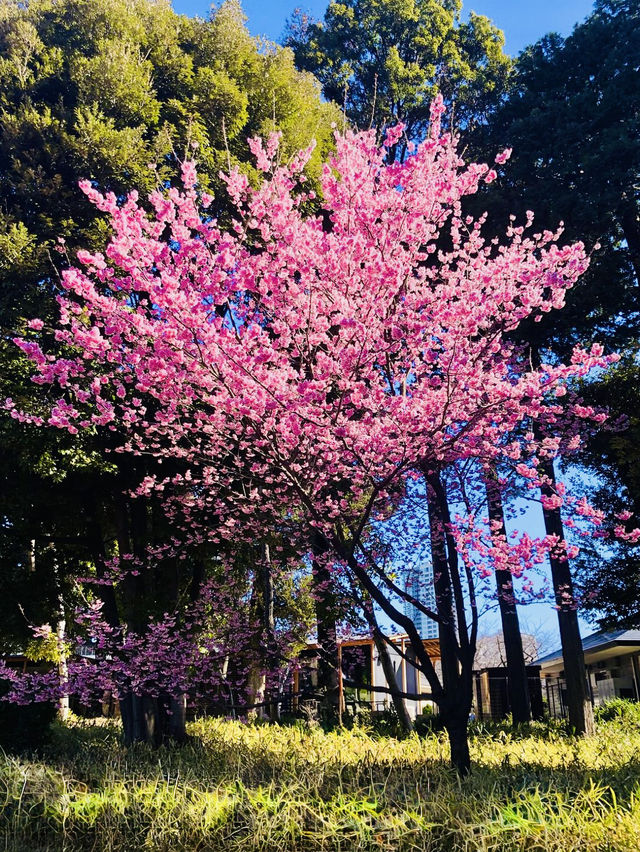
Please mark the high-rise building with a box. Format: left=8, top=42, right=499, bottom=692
left=403, top=563, right=438, bottom=639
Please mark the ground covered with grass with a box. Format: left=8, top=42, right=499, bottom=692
left=2, top=707, right=640, bottom=851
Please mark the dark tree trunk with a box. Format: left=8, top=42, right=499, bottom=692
left=444, top=709, right=471, bottom=777
left=261, top=543, right=280, bottom=721
left=246, top=542, right=279, bottom=720
left=149, top=695, right=188, bottom=745
left=166, top=695, right=188, bottom=741
left=540, top=458, right=594, bottom=735
left=426, top=472, right=474, bottom=775
left=312, top=535, right=341, bottom=727
left=88, top=499, right=136, bottom=734
left=88, top=499, right=120, bottom=629
left=189, top=557, right=204, bottom=603
left=484, top=470, right=531, bottom=723
left=120, top=692, right=143, bottom=745
left=324, top=468, right=476, bottom=774
left=116, top=490, right=152, bottom=744
left=114, top=468, right=191, bottom=745
left=120, top=693, right=188, bottom=746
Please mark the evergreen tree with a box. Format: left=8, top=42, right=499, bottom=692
left=285, top=0, right=511, bottom=143
left=0, top=0, right=338, bottom=714
left=470, top=0, right=640, bottom=733
left=473, top=0, right=640, bottom=356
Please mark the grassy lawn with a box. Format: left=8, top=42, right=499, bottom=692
left=2, top=710, right=640, bottom=851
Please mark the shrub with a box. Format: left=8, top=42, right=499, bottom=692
left=595, top=697, right=640, bottom=726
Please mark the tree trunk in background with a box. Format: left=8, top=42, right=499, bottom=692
left=246, top=542, right=276, bottom=720
left=88, top=502, right=120, bottom=630
left=246, top=578, right=266, bottom=721
left=89, top=501, right=126, bottom=729
left=246, top=668, right=267, bottom=720
left=115, top=478, right=189, bottom=745
left=114, top=488, right=141, bottom=744
left=55, top=609, right=70, bottom=722
left=261, top=543, right=280, bottom=721
left=371, top=628, right=414, bottom=733
left=360, top=595, right=413, bottom=733
left=484, top=469, right=531, bottom=723
left=312, top=534, right=341, bottom=727
left=426, top=472, right=473, bottom=775
left=50, top=551, right=69, bottom=722
left=540, top=458, right=595, bottom=736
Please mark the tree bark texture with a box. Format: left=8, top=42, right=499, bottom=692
left=484, top=469, right=531, bottom=723
left=426, top=472, right=474, bottom=775
left=540, top=458, right=594, bottom=736
left=312, top=534, right=342, bottom=727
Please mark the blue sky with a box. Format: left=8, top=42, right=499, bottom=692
left=173, top=0, right=597, bottom=55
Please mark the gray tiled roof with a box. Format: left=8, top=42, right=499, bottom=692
left=536, top=629, right=640, bottom=666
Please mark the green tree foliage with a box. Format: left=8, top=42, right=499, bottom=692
left=0, top=0, right=339, bottom=324
left=573, top=355, right=640, bottom=629
left=472, top=0, right=640, bottom=628
left=285, top=0, right=511, bottom=143
left=0, top=0, right=338, bottom=657
left=473, top=0, right=640, bottom=355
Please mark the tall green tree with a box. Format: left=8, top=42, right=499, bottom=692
left=471, top=0, right=640, bottom=734
left=473, top=0, right=640, bottom=356
left=285, top=0, right=511, bottom=143
left=573, top=353, right=640, bottom=630
left=0, top=0, right=339, bottom=328
left=0, top=0, right=339, bottom=738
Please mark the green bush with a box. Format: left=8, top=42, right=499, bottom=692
left=414, top=704, right=445, bottom=736
left=595, top=697, right=640, bottom=726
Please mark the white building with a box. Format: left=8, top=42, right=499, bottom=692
left=536, top=628, right=640, bottom=714
left=294, top=634, right=440, bottom=720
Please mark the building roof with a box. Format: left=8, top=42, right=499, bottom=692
left=536, top=628, right=640, bottom=670
left=303, top=634, right=441, bottom=659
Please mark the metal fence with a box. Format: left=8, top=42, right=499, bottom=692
left=473, top=669, right=546, bottom=721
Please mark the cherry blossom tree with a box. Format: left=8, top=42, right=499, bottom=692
left=7, top=97, right=620, bottom=772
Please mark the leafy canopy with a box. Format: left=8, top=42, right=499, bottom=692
left=285, top=0, right=511, bottom=144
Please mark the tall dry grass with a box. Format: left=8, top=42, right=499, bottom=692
left=2, top=709, right=640, bottom=850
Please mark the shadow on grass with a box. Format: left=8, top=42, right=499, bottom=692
left=23, top=716, right=640, bottom=803
left=3, top=717, right=640, bottom=852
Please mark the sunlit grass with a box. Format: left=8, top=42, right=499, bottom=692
left=2, top=710, right=640, bottom=850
